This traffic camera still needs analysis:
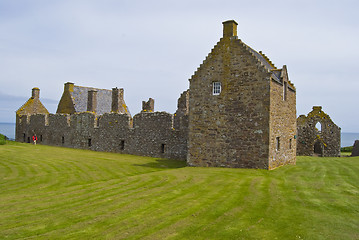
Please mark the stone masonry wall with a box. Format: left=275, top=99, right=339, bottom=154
left=268, top=73, right=297, bottom=169
left=297, top=106, right=341, bottom=157
left=188, top=35, right=272, bottom=168
left=16, top=111, right=188, bottom=160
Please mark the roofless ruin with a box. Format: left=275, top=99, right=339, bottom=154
left=16, top=20, right=297, bottom=169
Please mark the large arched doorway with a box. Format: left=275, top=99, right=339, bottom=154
left=314, top=141, right=323, bottom=156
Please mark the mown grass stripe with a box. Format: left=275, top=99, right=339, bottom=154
left=0, top=142, right=358, bottom=239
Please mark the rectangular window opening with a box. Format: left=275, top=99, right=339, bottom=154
left=40, top=135, right=43, bottom=142
left=120, top=140, right=125, bottom=150
left=289, top=139, right=292, bottom=149
left=23, top=133, right=26, bottom=142
left=276, top=137, right=280, bottom=151
left=62, top=136, right=65, bottom=144
left=161, top=144, right=166, bottom=153
left=213, top=82, right=221, bottom=95
left=88, top=138, right=92, bottom=147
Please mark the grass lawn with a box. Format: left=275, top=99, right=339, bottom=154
left=0, top=141, right=358, bottom=239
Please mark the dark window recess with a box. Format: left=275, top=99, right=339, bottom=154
left=88, top=138, right=92, bottom=147
left=27, top=137, right=30, bottom=143
left=23, top=133, right=26, bottom=142
left=120, top=140, right=125, bottom=150
left=161, top=144, right=166, bottom=153
left=276, top=137, right=280, bottom=151
left=62, top=136, right=65, bottom=144
left=40, top=135, right=43, bottom=142
left=289, top=139, right=292, bottom=149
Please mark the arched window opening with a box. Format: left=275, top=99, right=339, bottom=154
left=315, top=122, right=322, bottom=132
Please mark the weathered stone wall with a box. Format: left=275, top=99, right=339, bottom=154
left=268, top=69, right=297, bottom=169
left=16, top=20, right=296, bottom=170
left=351, top=140, right=359, bottom=156
left=187, top=20, right=296, bottom=169
left=297, top=106, right=341, bottom=157
left=188, top=34, right=272, bottom=168
left=16, top=111, right=188, bottom=161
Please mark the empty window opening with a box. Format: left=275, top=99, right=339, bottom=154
left=283, top=82, right=288, bottom=101
left=120, top=140, right=125, bottom=150
left=315, top=122, right=322, bottom=132
left=213, top=82, right=221, bottom=95
left=88, top=138, right=92, bottom=147
left=62, top=136, right=65, bottom=144
left=289, top=139, right=292, bottom=149
left=161, top=144, right=166, bottom=153
left=276, top=137, right=280, bottom=151
left=23, top=133, right=26, bottom=142
left=40, top=135, right=43, bottom=142
left=27, top=137, right=30, bottom=143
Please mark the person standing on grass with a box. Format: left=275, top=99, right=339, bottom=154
left=32, top=135, right=37, bottom=145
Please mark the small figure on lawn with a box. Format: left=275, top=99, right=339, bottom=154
left=32, top=135, right=37, bottom=145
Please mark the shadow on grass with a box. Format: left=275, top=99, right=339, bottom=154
left=133, top=158, right=187, bottom=169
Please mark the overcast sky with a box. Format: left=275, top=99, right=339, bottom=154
left=1, top=0, right=358, bottom=132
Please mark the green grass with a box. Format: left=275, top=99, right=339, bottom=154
left=0, top=142, right=358, bottom=240
left=341, top=146, right=353, bottom=152
left=0, top=134, right=6, bottom=145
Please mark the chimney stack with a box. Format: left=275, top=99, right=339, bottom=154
left=142, top=98, right=154, bottom=112
left=87, top=90, right=98, bottom=113
left=111, top=88, right=125, bottom=113
left=31, top=87, right=40, bottom=99
left=64, top=82, right=74, bottom=92
left=222, top=20, right=238, bottom=38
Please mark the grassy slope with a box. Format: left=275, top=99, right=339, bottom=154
left=0, top=142, right=358, bottom=240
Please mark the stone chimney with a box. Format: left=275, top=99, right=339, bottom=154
left=313, top=106, right=322, bottom=112
left=223, top=20, right=238, bottom=38
left=142, top=98, right=154, bottom=112
left=87, top=90, right=97, bottom=113
left=31, top=88, right=40, bottom=99
left=64, top=82, right=74, bottom=92
left=111, top=88, right=124, bottom=113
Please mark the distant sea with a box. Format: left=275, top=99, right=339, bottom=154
left=0, top=122, right=358, bottom=147
left=0, top=123, right=15, bottom=140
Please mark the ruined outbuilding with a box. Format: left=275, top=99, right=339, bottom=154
left=297, top=106, right=341, bottom=157
left=351, top=140, right=359, bottom=156
left=16, top=20, right=297, bottom=169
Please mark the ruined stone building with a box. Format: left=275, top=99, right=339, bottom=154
left=297, top=106, right=341, bottom=157
left=351, top=140, right=359, bottom=157
left=16, top=20, right=297, bottom=169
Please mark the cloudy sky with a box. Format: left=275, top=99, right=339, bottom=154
left=1, top=0, right=358, bottom=132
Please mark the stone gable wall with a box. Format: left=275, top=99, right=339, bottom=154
left=297, top=106, right=341, bottom=157
left=188, top=36, right=275, bottom=168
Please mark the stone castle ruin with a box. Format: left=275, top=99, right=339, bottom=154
left=16, top=20, right=297, bottom=169
left=297, top=106, right=341, bottom=157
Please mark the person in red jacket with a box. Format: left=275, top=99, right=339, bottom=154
left=32, top=135, right=37, bottom=145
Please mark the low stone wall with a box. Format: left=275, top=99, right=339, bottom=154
left=16, top=111, right=188, bottom=160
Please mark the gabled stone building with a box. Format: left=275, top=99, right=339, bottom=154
left=16, top=20, right=296, bottom=169
left=57, top=82, right=131, bottom=116
left=297, top=106, right=341, bottom=157
left=187, top=20, right=296, bottom=169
